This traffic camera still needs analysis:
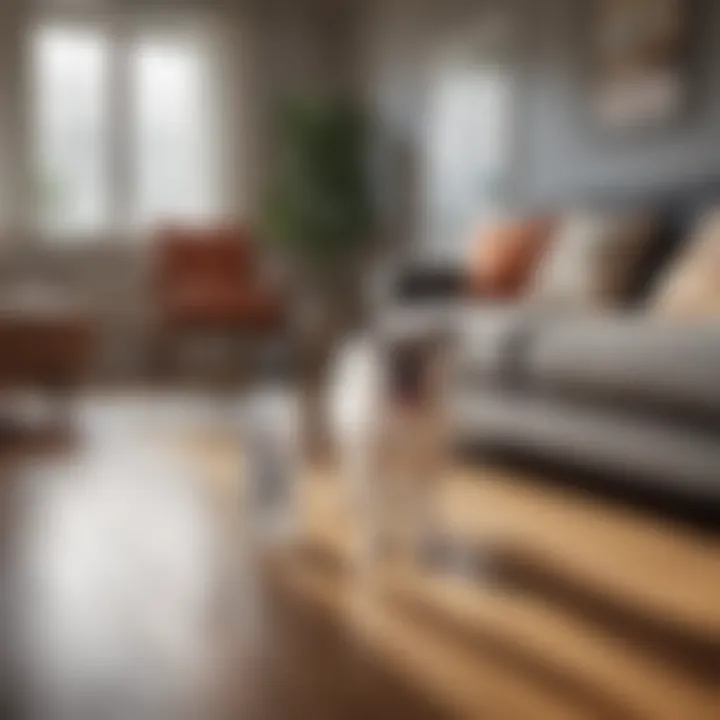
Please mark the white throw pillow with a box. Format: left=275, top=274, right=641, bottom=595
left=530, top=210, right=657, bottom=310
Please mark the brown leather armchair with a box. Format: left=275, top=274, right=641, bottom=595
left=153, top=225, right=285, bottom=378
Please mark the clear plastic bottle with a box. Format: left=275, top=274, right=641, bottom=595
left=243, top=345, right=300, bottom=545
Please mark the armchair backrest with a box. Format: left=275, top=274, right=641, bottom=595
left=155, top=225, right=256, bottom=295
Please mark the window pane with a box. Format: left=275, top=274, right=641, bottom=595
left=31, top=26, right=109, bottom=235
left=131, top=37, right=215, bottom=227
left=425, top=65, right=513, bottom=254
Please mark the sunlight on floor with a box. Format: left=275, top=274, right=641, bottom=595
left=10, top=394, right=248, bottom=720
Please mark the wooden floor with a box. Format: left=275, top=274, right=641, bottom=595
left=286, top=464, right=719, bottom=720
left=1, top=394, right=718, bottom=720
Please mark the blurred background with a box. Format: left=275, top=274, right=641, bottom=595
left=0, top=0, right=718, bottom=718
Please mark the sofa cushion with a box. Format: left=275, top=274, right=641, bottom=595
left=450, top=390, right=720, bottom=508
left=525, top=316, right=720, bottom=423
left=452, top=305, right=536, bottom=386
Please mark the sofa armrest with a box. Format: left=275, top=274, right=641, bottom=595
left=392, top=264, right=466, bottom=303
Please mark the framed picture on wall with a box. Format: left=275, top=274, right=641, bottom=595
left=591, top=0, right=689, bottom=129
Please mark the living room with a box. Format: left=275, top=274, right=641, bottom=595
left=0, top=0, right=718, bottom=719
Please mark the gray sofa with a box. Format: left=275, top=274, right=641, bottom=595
left=381, top=212, right=720, bottom=526
left=446, top=306, right=719, bottom=523
left=380, top=182, right=720, bottom=526
left=379, top=301, right=719, bottom=526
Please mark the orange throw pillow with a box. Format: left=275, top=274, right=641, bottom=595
left=467, top=217, right=554, bottom=298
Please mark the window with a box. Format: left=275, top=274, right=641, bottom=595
left=423, top=16, right=517, bottom=256
left=30, top=19, right=218, bottom=240
left=31, top=25, right=110, bottom=235
left=131, top=36, right=216, bottom=228
left=426, top=64, right=514, bottom=255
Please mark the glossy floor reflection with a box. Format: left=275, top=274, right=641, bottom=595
left=1, top=394, right=443, bottom=720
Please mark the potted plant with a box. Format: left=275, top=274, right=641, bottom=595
left=263, top=97, right=374, bottom=456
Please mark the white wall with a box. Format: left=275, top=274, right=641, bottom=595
left=360, top=0, right=720, bottom=258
